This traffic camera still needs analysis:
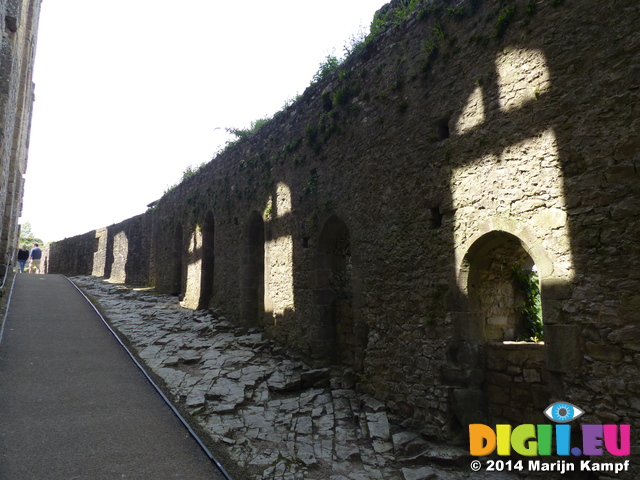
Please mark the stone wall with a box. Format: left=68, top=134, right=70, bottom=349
left=47, top=0, right=640, bottom=463
left=485, top=342, right=548, bottom=425
left=0, top=0, right=41, bottom=272
left=46, top=213, right=152, bottom=286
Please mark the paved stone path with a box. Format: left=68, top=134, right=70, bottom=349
left=71, top=276, right=518, bottom=480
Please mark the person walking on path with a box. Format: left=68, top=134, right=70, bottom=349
left=28, top=243, right=42, bottom=274
left=16, top=245, right=29, bottom=273
left=0, top=274, right=229, bottom=480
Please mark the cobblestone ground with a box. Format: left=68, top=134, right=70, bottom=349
left=71, top=276, right=519, bottom=480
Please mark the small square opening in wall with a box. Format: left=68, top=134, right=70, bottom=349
left=430, top=207, right=443, bottom=229
left=436, top=119, right=450, bottom=141
left=302, top=237, right=309, bottom=248
left=5, top=16, right=17, bottom=33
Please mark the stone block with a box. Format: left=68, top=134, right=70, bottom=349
left=532, top=208, right=567, bottom=230
left=402, top=466, right=437, bottom=480
left=487, top=315, right=508, bottom=325
left=486, top=353, right=507, bottom=371
left=585, top=342, right=623, bottom=362
left=366, top=411, right=391, bottom=440
left=486, top=385, right=509, bottom=405
left=440, top=366, right=484, bottom=387
left=545, top=324, right=581, bottom=373
left=185, top=390, right=206, bottom=408
left=300, top=368, right=331, bottom=387
left=541, top=279, right=573, bottom=300
left=392, top=430, right=420, bottom=453
left=611, top=196, right=640, bottom=220
left=451, top=311, right=484, bottom=341
left=605, top=164, right=636, bottom=183
left=523, top=368, right=541, bottom=383
left=454, top=342, right=483, bottom=370
left=486, top=371, right=513, bottom=386
left=452, top=388, right=487, bottom=427
left=608, top=325, right=640, bottom=350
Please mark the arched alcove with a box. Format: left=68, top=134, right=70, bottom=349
left=241, top=211, right=265, bottom=326
left=171, top=223, right=183, bottom=296
left=198, top=211, right=215, bottom=309
left=451, top=229, right=548, bottom=428
left=109, top=231, right=129, bottom=284
left=465, top=231, right=542, bottom=342
left=313, top=215, right=361, bottom=365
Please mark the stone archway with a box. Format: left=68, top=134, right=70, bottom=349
left=312, top=215, right=364, bottom=366
left=241, top=211, right=265, bottom=326
left=446, top=227, right=550, bottom=437
left=198, top=211, right=215, bottom=309
left=171, top=223, right=183, bottom=296
left=465, top=231, right=541, bottom=342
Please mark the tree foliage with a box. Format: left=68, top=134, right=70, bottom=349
left=19, top=222, right=43, bottom=246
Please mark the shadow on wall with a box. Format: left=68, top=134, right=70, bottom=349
left=46, top=1, right=640, bottom=451
left=199, top=211, right=215, bottom=309
left=177, top=211, right=216, bottom=309
left=437, top=39, right=585, bottom=435
left=45, top=230, right=97, bottom=276
left=311, top=215, right=367, bottom=369
left=165, top=36, right=576, bottom=441
left=46, top=214, right=151, bottom=286
left=172, top=222, right=183, bottom=296
left=241, top=211, right=265, bottom=326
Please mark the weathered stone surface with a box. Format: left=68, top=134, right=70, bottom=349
left=545, top=324, right=581, bottom=373
left=585, top=342, right=623, bottom=362
left=300, top=367, right=331, bottom=388
left=0, top=0, right=41, bottom=274
left=266, top=370, right=302, bottom=392
left=608, top=326, right=640, bottom=348
left=46, top=0, right=640, bottom=476
left=402, top=466, right=437, bottom=480
left=366, top=411, right=390, bottom=440
left=73, top=275, right=504, bottom=480
left=185, top=390, right=206, bottom=408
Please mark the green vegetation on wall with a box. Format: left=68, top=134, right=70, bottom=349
left=159, top=0, right=558, bottom=209
left=512, top=264, right=544, bottom=342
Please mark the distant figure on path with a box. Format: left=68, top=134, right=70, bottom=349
left=29, top=243, right=42, bottom=274
left=17, top=245, right=29, bottom=273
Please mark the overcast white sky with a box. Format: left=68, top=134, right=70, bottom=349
left=22, top=0, right=387, bottom=242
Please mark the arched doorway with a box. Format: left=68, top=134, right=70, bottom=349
left=198, top=211, right=215, bottom=309
left=313, top=216, right=362, bottom=365
left=241, top=212, right=265, bottom=326
left=171, top=223, right=183, bottom=296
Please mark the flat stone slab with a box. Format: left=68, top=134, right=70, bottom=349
left=402, top=466, right=438, bottom=480
left=70, top=275, right=519, bottom=480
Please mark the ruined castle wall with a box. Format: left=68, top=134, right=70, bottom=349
left=45, top=230, right=96, bottom=276
left=48, top=0, right=640, bottom=453
left=45, top=212, right=152, bottom=285
left=0, top=0, right=40, bottom=269
left=104, top=213, right=152, bottom=286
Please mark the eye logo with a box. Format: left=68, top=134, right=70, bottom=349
left=544, top=402, right=584, bottom=423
